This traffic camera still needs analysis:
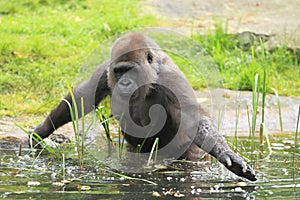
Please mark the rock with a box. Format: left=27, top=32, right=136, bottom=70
left=0, top=119, right=29, bottom=149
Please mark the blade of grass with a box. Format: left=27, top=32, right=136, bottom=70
left=259, top=68, right=266, bottom=152
left=64, top=86, right=88, bottom=171
left=80, top=97, right=85, bottom=170
left=63, top=97, right=82, bottom=168
left=118, top=113, right=125, bottom=159
left=234, top=93, right=240, bottom=151
left=271, top=88, right=283, bottom=133
left=217, top=105, right=225, bottom=131
left=95, top=106, right=114, bottom=154
left=247, top=104, right=252, bottom=137
left=103, top=169, right=157, bottom=185
left=293, top=104, right=300, bottom=179
left=295, top=105, right=300, bottom=154
left=251, top=73, right=260, bottom=160
left=261, top=123, right=272, bottom=155
left=18, top=125, right=57, bottom=156
left=62, top=153, right=66, bottom=180
left=147, top=137, right=159, bottom=166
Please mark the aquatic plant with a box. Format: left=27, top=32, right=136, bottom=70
left=64, top=86, right=92, bottom=171
left=271, top=88, right=283, bottom=133
left=95, top=106, right=114, bottom=154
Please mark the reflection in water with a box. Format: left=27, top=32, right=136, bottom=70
left=0, top=135, right=299, bottom=199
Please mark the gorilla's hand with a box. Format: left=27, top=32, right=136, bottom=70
left=27, top=128, right=42, bottom=148
left=217, top=150, right=257, bottom=181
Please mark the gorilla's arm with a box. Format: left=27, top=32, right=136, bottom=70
left=157, top=52, right=256, bottom=181
left=194, top=117, right=257, bottom=181
left=33, top=62, right=110, bottom=139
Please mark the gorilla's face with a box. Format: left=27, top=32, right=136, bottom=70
left=109, top=48, right=159, bottom=100
left=107, top=33, right=161, bottom=101
left=112, top=62, right=138, bottom=98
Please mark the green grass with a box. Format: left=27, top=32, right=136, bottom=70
left=0, top=1, right=299, bottom=122
left=271, top=88, right=283, bottom=133
left=64, top=86, right=89, bottom=171
left=191, top=25, right=300, bottom=95
left=0, top=0, right=157, bottom=118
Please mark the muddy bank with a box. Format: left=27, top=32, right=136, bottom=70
left=144, top=0, right=300, bottom=38
left=144, top=0, right=300, bottom=49
left=196, top=89, right=300, bottom=136
left=1, top=89, right=299, bottom=148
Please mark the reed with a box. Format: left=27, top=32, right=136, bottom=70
left=217, top=106, right=225, bottom=131
left=19, top=125, right=58, bottom=157
left=261, top=123, right=272, bottom=157
left=117, top=113, right=125, bottom=159
left=259, top=68, right=267, bottom=151
left=250, top=73, right=260, bottom=160
left=246, top=105, right=251, bottom=137
left=103, top=169, right=157, bottom=185
left=293, top=105, right=300, bottom=177
left=95, top=106, right=114, bottom=154
left=64, top=86, right=92, bottom=171
left=271, top=88, right=283, bottom=133
left=147, top=138, right=159, bottom=166
left=234, top=94, right=240, bottom=151
left=295, top=105, right=300, bottom=156
left=62, top=153, right=66, bottom=180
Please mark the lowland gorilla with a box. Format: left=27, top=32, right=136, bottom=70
left=33, top=32, right=256, bottom=181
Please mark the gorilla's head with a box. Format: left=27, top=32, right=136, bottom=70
left=107, top=33, right=162, bottom=100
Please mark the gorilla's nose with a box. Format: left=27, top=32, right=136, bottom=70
left=120, top=79, right=133, bottom=87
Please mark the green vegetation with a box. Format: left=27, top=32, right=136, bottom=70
left=0, top=0, right=299, bottom=121
left=192, top=26, right=300, bottom=95
left=0, top=0, right=157, bottom=117
left=64, top=86, right=88, bottom=171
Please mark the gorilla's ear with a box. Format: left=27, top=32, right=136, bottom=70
left=146, top=51, right=153, bottom=64
left=107, top=61, right=116, bottom=90
left=158, top=51, right=171, bottom=66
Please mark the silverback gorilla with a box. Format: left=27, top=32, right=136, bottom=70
left=33, top=32, right=256, bottom=181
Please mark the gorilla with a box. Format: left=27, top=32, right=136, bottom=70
left=33, top=32, right=256, bottom=181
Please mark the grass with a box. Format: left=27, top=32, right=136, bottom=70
left=233, top=92, right=241, bottom=151
left=95, top=105, right=115, bottom=154
left=293, top=105, right=300, bottom=177
left=64, top=86, right=89, bottom=171
left=271, top=88, right=283, bottom=133
left=191, top=25, right=300, bottom=95
left=251, top=73, right=260, bottom=155
left=146, top=137, right=159, bottom=166
left=0, top=0, right=157, bottom=118
left=0, top=1, right=299, bottom=130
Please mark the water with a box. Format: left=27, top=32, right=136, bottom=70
left=0, top=134, right=299, bottom=199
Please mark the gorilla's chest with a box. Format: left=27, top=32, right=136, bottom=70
left=129, top=96, right=165, bottom=127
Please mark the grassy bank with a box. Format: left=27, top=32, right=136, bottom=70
left=0, top=0, right=157, bottom=117
left=191, top=27, right=300, bottom=95
left=0, top=0, right=299, bottom=119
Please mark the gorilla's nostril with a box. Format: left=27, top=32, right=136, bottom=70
left=120, top=79, right=132, bottom=86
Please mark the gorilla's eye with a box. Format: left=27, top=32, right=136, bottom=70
left=147, top=52, right=153, bottom=64
left=114, top=66, right=132, bottom=74
left=114, top=66, right=133, bottom=79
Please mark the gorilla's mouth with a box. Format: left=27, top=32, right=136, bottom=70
left=119, top=91, right=132, bottom=97
left=118, top=86, right=138, bottom=98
